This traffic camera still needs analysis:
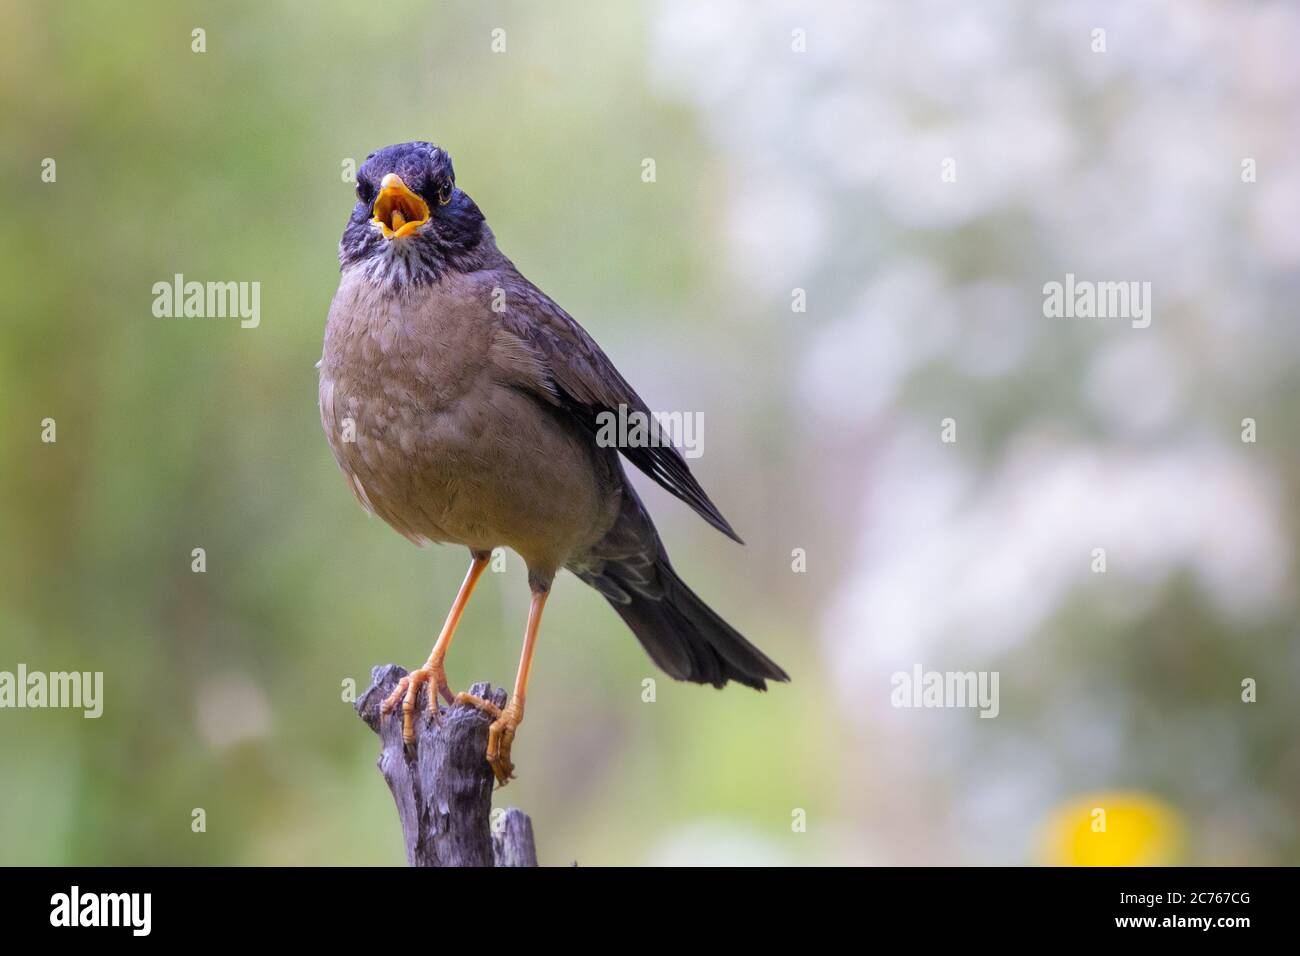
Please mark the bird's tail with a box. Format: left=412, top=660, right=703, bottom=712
left=608, top=560, right=789, bottom=689
left=572, top=483, right=789, bottom=690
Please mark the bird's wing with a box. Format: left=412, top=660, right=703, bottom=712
left=489, top=271, right=742, bottom=543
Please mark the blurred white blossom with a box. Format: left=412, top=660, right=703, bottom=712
left=654, top=0, right=1300, bottom=863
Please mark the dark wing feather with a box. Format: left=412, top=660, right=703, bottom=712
left=569, top=476, right=787, bottom=689
left=494, top=271, right=742, bottom=543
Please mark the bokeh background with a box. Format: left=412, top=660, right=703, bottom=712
left=2, top=0, right=1297, bottom=865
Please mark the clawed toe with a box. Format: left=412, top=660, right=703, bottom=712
left=486, top=709, right=519, bottom=786
left=454, top=694, right=519, bottom=785
left=454, top=691, right=502, bottom=720
left=382, top=663, right=453, bottom=745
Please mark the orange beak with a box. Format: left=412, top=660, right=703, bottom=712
left=371, top=173, right=430, bottom=240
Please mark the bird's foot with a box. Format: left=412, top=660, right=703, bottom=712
left=381, top=660, right=455, bottom=745
left=454, top=693, right=520, bottom=786
left=453, top=691, right=501, bottom=719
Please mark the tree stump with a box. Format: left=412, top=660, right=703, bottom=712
left=356, top=664, right=539, bottom=867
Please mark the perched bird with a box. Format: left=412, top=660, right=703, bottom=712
left=319, top=141, right=788, bottom=784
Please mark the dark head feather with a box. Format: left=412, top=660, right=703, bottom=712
left=339, top=141, right=489, bottom=287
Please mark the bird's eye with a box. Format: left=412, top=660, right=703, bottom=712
left=437, top=181, right=453, bottom=206
left=356, top=180, right=375, bottom=205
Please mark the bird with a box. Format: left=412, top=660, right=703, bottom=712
left=319, top=141, right=788, bottom=784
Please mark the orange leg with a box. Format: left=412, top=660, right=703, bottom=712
left=457, top=585, right=548, bottom=785
left=383, top=552, right=490, bottom=744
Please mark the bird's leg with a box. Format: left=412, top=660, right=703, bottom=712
left=383, top=550, right=491, bottom=745
left=456, top=582, right=549, bottom=785
left=423, top=555, right=491, bottom=704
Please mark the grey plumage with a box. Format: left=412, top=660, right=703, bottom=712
left=320, top=141, right=788, bottom=699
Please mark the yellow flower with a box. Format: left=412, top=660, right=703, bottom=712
left=1040, top=792, right=1184, bottom=866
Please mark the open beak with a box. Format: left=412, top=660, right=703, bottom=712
left=371, top=173, right=430, bottom=239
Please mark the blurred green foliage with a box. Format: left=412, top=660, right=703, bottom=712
left=5, top=0, right=1296, bottom=868
left=0, top=1, right=822, bottom=865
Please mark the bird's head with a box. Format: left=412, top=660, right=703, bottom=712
left=339, top=141, right=487, bottom=287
